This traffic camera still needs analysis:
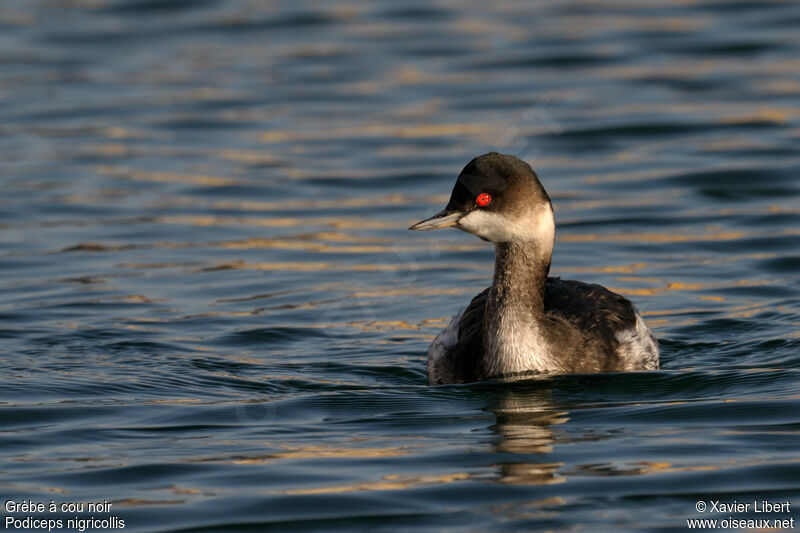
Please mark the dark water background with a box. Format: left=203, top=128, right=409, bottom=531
left=2, top=0, right=800, bottom=531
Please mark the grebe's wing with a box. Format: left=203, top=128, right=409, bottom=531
left=426, top=287, right=489, bottom=384
left=544, top=277, right=659, bottom=370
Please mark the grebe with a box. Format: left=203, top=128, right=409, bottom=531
left=409, top=153, right=659, bottom=384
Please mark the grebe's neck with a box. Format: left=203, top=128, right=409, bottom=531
left=481, top=240, right=554, bottom=377
left=485, top=202, right=555, bottom=313
left=488, top=241, right=551, bottom=316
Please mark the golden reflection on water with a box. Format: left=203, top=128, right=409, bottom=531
left=259, top=123, right=487, bottom=143
left=561, top=228, right=800, bottom=244
left=0, top=484, right=69, bottom=496
left=96, top=166, right=241, bottom=186
left=194, top=260, right=490, bottom=274
left=282, top=472, right=471, bottom=496
left=113, top=499, right=186, bottom=507
left=252, top=444, right=413, bottom=463
left=218, top=237, right=483, bottom=254
left=85, top=144, right=283, bottom=167
left=490, top=496, right=566, bottom=521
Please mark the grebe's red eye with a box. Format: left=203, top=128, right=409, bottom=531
left=476, top=192, right=491, bottom=207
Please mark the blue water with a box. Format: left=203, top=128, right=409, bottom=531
left=1, top=0, right=799, bottom=531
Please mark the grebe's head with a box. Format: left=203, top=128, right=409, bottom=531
left=409, top=153, right=555, bottom=246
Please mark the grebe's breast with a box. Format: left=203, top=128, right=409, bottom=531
left=426, top=278, right=659, bottom=384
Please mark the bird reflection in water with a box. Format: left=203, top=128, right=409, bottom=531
left=484, top=383, right=569, bottom=486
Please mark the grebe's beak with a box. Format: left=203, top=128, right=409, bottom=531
left=408, top=208, right=463, bottom=231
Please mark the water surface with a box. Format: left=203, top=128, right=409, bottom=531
left=1, top=0, right=799, bottom=531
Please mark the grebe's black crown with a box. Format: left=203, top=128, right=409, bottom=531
left=446, top=152, right=550, bottom=216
